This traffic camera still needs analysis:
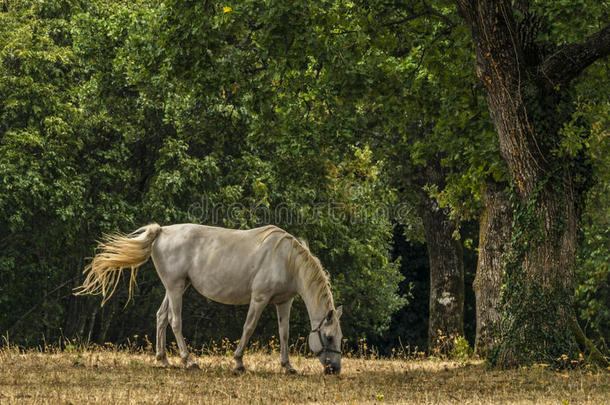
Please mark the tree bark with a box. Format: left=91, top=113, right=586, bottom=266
left=474, top=181, right=511, bottom=357
left=456, top=0, right=610, bottom=367
left=419, top=197, right=465, bottom=354
left=415, top=163, right=465, bottom=354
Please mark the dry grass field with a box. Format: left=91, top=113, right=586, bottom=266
left=0, top=344, right=608, bottom=404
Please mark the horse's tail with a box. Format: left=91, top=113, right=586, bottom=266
left=74, top=223, right=162, bottom=306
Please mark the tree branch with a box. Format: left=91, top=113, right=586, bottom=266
left=421, top=0, right=458, bottom=28
left=382, top=1, right=457, bottom=28
left=382, top=12, right=430, bottom=27
left=539, top=23, right=610, bottom=87
left=455, top=0, right=477, bottom=25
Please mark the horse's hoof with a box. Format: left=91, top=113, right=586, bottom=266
left=233, top=365, right=246, bottom=374
left=186, top=361, right=200, bottom=370
left=285, top=367, right=297, bottom=375
left=156, top=359, right=170, bottom=368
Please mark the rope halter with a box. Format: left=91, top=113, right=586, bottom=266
left=311, top=316, right=341, bottom=357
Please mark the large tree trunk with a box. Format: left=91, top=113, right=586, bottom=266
left=415, top=162, right=465, bottom=354
left=474, top=181, right=511, bottom=357
left=456, top=0, right=610, bottom=367
left=419, top=197, right=465, bottom=354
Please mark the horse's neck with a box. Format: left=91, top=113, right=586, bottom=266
left=297, top=275, right=331, bottom=330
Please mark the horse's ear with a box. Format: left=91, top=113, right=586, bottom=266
left=336, top=305, right=343, bottom=319
left=326, top=310, right=333, bottom=322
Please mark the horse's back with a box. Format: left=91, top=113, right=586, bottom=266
left=151, top=224, right=297, bottom=305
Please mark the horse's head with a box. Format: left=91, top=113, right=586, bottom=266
left=309, top=305, right=343, bottom=374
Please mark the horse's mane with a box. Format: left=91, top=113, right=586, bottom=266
left=258, top=226, right=334, bottom=309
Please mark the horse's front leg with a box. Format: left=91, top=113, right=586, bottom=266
left=276, top=299, right=296, bottom=374
left=233, top=294, right=269, bottom=372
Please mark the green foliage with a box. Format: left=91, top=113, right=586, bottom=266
left=572, top=82, right=610, bottom=350
left=0, top=0, right=405, bottom=346
left=450, top=336, right=473, bottom=361
left=0, top=1, right=88, bottom=342
left=0, top=0, right=607, bottom=361
left=576, top=213, right=610, bottom=352
left=527, top=0, right=609, bottom=43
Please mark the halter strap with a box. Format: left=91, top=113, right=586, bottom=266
left=311, top=317, right=341, bottom=357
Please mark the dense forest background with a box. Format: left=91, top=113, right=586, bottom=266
left=0, top=0, right=608, bottom=363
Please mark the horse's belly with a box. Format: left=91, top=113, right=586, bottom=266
left=188, top=268, right=254, bottom=306
left=199, top=290, right=252, bottom=306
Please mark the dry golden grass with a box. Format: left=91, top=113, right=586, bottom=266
left=0, top=345, right=608, bottom=404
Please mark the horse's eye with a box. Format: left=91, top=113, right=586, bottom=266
left=326, top=336, right=333, bottom=343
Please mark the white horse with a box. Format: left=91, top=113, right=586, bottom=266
left=76, top=223, right=343, bottom=374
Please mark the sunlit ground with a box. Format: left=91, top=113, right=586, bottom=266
left=0, top=345, right=608, bottom=404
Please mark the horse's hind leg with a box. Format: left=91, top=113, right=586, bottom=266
left=155, top=293, right=170, bottom=367
left=233, top=293, right=269, bottom=372
left=276, top=299, right=296, bottom=374
left=167, top=284, right=199, bottom=369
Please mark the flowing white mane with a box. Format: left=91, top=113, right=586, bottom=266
left=258, top=225, right=334, bottom=309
